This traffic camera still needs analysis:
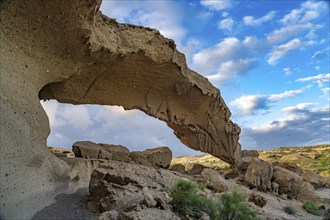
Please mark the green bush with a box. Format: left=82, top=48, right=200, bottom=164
left=302, top=201, right=321, bottom=216
left=170, top=180, right=261, bottom=220
left=170, top=179, right=219, bottom=219
left=218, top=190, right=261, bottom=220
left=283, top=205, right=296, bottom=215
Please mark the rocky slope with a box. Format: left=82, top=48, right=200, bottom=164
left=41, top=143, right=330, bottom=220
left=172, top=145, right=330, bottom=179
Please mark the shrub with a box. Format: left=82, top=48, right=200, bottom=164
left=302, top=201, right=321, bottom=216
left=170, top=179, right=219, bottom=219
left=218, top=190, right=261, bottom=220
left=283, top=205, right=296, bottom=215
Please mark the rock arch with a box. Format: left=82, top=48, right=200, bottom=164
left=0, top=0, right=241, bottom=218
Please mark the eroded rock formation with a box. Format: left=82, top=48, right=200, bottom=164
left=0, top=0, right=241, bottom=218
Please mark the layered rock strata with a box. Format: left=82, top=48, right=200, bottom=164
left=0, top=0, right=241, bottom=218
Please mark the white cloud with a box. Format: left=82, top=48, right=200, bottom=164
left=231, top=87, right=307, bottom=115
left=200, top=0, right=232, bottom=11
left=192, top=37, right=258, bottom=82
left=266, top=1, right=328, bottom=45
left=283, top=67, right=293, bottom=75
left=269, top=88, right=306, bottom=101
left=40, top=101, right=59, bottom=127
left=282, top=102, right=318, bottom=113
left=207, top=58, right=257, bottom=83
left=231, top=95, right=269, bottom=115
left=296, top=73, right=330, bottom=87
left=243, top=11, right=276, bottom=26
left=280, top=1, right=328, bottom=25
left=222, top=11, right=229, bottom=17
left=100, top=1, right=186, bottom=47
left=311, top=48, right=329, bottom=61
left=267, top=38, right=301, bottom=64
left=218, top=18, right=234, bottom=32
left=267, top=23, right=313, bottom=44
left=240, top=104, right=330, bottom=149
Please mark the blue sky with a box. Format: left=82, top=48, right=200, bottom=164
left=41, top=0, right=330, bottom=155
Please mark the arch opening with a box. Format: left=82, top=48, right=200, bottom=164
left=40, top=99, right=200, bottom=156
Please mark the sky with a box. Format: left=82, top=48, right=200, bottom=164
left=41, top=0, right=330, bottom=156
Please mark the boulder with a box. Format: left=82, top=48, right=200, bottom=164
left=99, top=144, right=130, bottom=162
left=302, top=170, right=325, bottom=189
left=239, top=150, right=260, bottom=173
left=72, top=141, right=131, bottom=162
left=242, top=150, right=259, bottom=158
left=296, top=182, right=321, bottom=203
left=88, top=160, right=180, bottom=213
left=248, top=191, right=267, bottom=207
left=129, top=151, right=152, bottom=167
left=273, top=166, right=321, bottom=203
left=273, top=166, right=303, bottom=196
left=142, top=147, right=172, bottom=168
left=169, top=164, right=186, bottom=174
left=244, top=158, right=273, bottom=192
left=0, top=0, right=242, bottom=218
left=201, top=168, right=229, bottom=192
left=186, top=163, right=206, bottom=175
left=272, top=162, right=303, bottom=175
left=72, top=141, right=105, bottom=159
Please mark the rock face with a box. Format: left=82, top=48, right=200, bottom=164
left=88, top=161, right=180, bottom=215
left=239, top=150, right=260, bottom=173
left=272, top=162, right=303, bottom=175
left=273, top=166, right=320, bottom=203
left=302, top=170, right=325, bottom=189
left=169, top=164, right=186, bottom=174
left=201, top=168, right=229, bottom=192
left=244, top=158, right=273, bottom=192
left=0, top=0, right=241, bottom=218
left=72, top=141, right=130, bottom=161
left=186, top=163, right=206, bottom=175
left=141, top=147, right=172, bottom=169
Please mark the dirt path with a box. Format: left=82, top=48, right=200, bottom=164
left=32, top=189, right=99, bottom=220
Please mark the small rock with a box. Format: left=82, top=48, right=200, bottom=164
left=169, top=164, right=186, bottom=174
left=248, top=191, right=267, bottom=207
left=186, top=163, right=205, bottom=175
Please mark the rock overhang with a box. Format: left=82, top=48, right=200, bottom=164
left=0, top=0, right=241, bottom=219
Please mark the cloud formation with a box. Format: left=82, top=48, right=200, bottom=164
left=296, top=73, right=330, bottom=87
left=267, top=38, right=302, bottom=64
left=200, top=0, right=232, bottom=11
left=218, top=18, right=234, bottom=32
left=192, top=37, right=258, bottom=83
left=231, top=87, right=307, bottom=115
left=243, top=11, right=276, bottom=26
left=240, top=103, right=330, bottom=149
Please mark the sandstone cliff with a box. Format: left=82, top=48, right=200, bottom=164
left=0, top=0, right=241, bottom=218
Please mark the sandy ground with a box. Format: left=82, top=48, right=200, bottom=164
left=32, top=189, right=99, bottom=220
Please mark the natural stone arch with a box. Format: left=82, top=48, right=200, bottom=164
left=0, top=0, right=241, bottom=219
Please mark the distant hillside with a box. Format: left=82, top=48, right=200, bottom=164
left=171, top=144, right=330, bottom=178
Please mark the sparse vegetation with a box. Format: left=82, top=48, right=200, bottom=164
left=170, top=179, right=219, bottom=219
left=284, top=205, right=296, bottom=215
left=170, top=180, right=261, bottom=220
left=172, top=145, right=330, bottom=178
left=302, top=201, right=321, bottom=216
left=218, top=190, right=261, bottom=220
